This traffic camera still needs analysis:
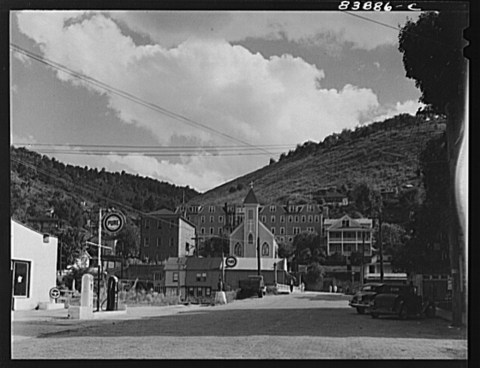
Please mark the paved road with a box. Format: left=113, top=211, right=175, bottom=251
left=11, top=292, right=467, bottom=359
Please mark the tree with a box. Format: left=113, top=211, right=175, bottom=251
left=303, top=262, right=325, bottom=287
left=350, top=182, right=382, bottom=218
left=199, top=236, right=229, bottom=258
left=399, top=10, right=468, bottom=326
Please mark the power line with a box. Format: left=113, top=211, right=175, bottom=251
left=10, top=43, right=276, bottom=157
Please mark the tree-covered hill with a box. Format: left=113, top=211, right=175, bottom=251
left=189, top=113, right=446, bottom=206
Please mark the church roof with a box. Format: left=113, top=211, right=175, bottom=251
left=243, top=188, right=259, bottom=204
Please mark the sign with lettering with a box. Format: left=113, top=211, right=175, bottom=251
left=49, top=287, right=60, bottom=299
left=225, top=256, right=237, bottom=268
left=102, top=211, right=125, bottom=234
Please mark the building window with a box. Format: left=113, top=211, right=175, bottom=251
left=186, top=242, right=191, bottom=252
left=342, top=219, right=350, bottom=227
left=369, top=265, right=375, bottom=274
left=262, top=242, right=270, bottom=256
left=261, top=216, right=267, bottom=223
left=145, top=219, right=150, bottom=229
left=157, top=220, right=162, bottom=229
left=248, top=209, right=254, bottom=220
left=280, top=236, right=285, bottom=242
left=308, top=215, right=313, bottom=223
left=295, top=215, right=299, bottom=223
left=12, top=260, right=30, bottom=297
left=173, top=272, right=179, bottom=282
left=144, top=237, right=149, bottom=247
left=219, top=227, right=223, bottom=235
left=188, top=287, right=194, bottom=296
left=201, top=227, right=205, bottom=235
left=280, top=227, right=285, bottom=235
left=271, top=227, right=275, bottom=234
left=293, top=227, right=300, bottom=235
left=301, top=215, right=306, bottom=223
left=288, top=216, right=293, bottom=223
left=170, top=238, right=174, bottom=247
left=248, top=233, right=254, bottom=244
left=271, top=215, right=276, bottom=223
left=205, top=287, right=211, bottom=296
left=209, top=206, right=215, bottom=213
left=307, top=227, right=314, bottom=233
left=210, top=227, right=214, bottom=235
left=209, top=216, right=214, bottom=223
left=314, top=215, right=320, bottom=222
left=280, top=216, right=285, bottom=223
left=156, top=238, right=161, bottom=247
left=234, top=243, right=243, bottom=256
left=219, top=215, right=224, bottom=223
left=289, top=237, right=293, bottom=243
left=308, top=204, right=313, bottom=212
left=201, top=216, right=205, bottom=223
left=196, top=273, right=207, bottom=282
left=197, top=288, right=203, bottom=297
left=270, top=205, right=276, bottom=212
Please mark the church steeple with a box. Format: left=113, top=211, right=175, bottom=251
left=243, top=186, right=260, bottom=257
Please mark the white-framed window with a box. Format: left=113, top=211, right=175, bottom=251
left=219, top=215, right=224, bottom=223
left=280, top=227, right=285, bottom=235
left=342, top=219, right=350, bottom=227
left=295, top=215, right=299, bottom=223
left=307, top=227, right=314, bottom=233
left=173, top=272, right=178, bottom=282
left=270, top=205, right=276, bottom=212
left=234, top=243, right=243, bottom=256
left=12, top=260, right=30, bottom=297
left=262, top=242, right=270, bottom=256
left=280, top=216, right=285, bottom=223
left=301, top=215, right=306, bottom=223
left=271, top=215, right=276, bottom=223
left=293, top=227, right=300, bottom=235
left=210, top=227, right=214, bottom=235
left=209, top=216, right=214, bottom=223
left=308, top=215, right=313, bottom=223
left=205, top=287, right=211, bottom=296
left=314, top=215, right=320, bottom=222
left=271, top=227, right=275, bottom=234
left=288, top=216, right=293, bottom=223
left=307, top=204, right=314, bottom=212
left=280, top=236, right=285, bottom=242
left=248, top=209, right=254, bottom=220
left=289, top=237, right=293, bottom=242
left=201, top=216, right=205, bottom=223
left=196, top=273, right=207, bottom=282
left=219, top=227, right=223, bottom=235
left=144, top=237, right=150, bottom=247
left=248, top=233, right=254, bottom=244
left=201, top=227, right=205, bottom=235
left=261, top=215, right=267, bottom=223
left=209, top=206, right=215, bottom=213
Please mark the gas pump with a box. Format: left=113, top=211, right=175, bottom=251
left=106, top=275, right=119, bottom=311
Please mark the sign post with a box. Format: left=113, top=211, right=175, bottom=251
left=49, top=287, right=60, bottom=302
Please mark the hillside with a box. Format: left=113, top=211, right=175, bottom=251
left=10, top=146, right=199, bottom=231
left=189, top=113, right=446, bottom=206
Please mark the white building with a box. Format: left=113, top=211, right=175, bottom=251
left=11, top=219, right=59, bottom=310
left=323, top=215, right=373, bottom=256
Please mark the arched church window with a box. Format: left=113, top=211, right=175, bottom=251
left=262, top=242, right=269, bottom=256
left=234, top=243, right=243, bottom=257
left=248, top=233, right=254, bottom=244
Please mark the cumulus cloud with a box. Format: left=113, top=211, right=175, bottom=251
left=363, top=99, right=424, bottom=125
left=15, top=11, right=400, bottom=191
left=110, top=11, right=419, bottom=50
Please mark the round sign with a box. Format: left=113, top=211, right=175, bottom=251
left=102, top=212, right=125, bottom=234
left=49, top=287, right=60, bottom=299
left=225, top=256, right=237, bottom=268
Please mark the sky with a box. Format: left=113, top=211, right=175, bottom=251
left=10, top=10, right=425, bottom=193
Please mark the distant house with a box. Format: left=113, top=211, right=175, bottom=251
left=140, top=209, right=196, bottom=264
left=11, top=219, right=58, bottom=310
left=185, top=257, right=223, bottom=300
left=323, top=215, right=373, bottom=257
left=164, top=257, right=187, bottom=298
left=318, top=189, right=349, bottom=207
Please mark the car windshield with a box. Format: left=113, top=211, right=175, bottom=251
left=361, top=285, right=379, bottom=292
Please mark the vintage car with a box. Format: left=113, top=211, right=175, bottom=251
left=349, top=283, right=385, bottom=314
left=369, top=284, right=436, bottom=319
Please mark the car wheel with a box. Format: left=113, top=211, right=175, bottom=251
left=356, top=307, right=365, bottom=314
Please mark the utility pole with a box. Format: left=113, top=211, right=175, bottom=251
left=360, top=231, right=365, bottom=286
left=379, top=214, right=384, bottom=282
left=257, top=236, right=261, bottom=276
left=97, top=208, right=102, bottom=312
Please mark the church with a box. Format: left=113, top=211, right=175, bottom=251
left=229, top=187, right=278, bottom=259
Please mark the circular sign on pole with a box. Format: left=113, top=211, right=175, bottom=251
left=102, top=211, right=125, bottom=234
left=49, top=287, right=60, bottom=300
left=225, top=256, right=237, bottom=268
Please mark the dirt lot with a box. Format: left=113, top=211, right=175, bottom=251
left=11, top=292, right=467, bottom=359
